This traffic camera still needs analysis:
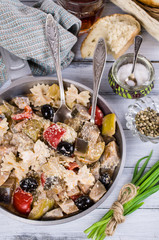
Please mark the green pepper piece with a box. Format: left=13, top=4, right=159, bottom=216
left=23, top=119, right=43, bottom=142
left=28, top=198, right=54, bottom=220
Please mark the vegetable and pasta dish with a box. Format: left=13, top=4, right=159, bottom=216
left=0, top=83, right=120, bottom=220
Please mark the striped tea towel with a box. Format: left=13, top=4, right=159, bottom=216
left=0, top=0, right=81, bottom=86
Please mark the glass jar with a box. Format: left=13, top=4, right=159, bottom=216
left=56, top=0, right=104, bottom=34
left=125, top=96, right=159, bottom=143
left=108, top=53, right=155, bottom=99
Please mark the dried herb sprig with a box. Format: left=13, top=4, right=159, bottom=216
left=84, top=150, right=159, bottom=240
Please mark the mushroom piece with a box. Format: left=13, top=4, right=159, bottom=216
left=43, top=208, right=63, bottom=219
left=101, top=141, right=120, bottom=176
left=90, top=162, right=100, bottom=180
left=58, top=191, right=69, bottom=201
left=78, top=182, right=92, bottom=194
left=46, top=191, right=60, bottom=202
left=89, top=180, right=106, bottom=202
left=58, top=199, right=78, bottom=214
left=46, top=184, right=63, bottom=200
left=71, top=104, right=91, bottom=121
left=79, top=121, right=100, bottom=143
left=65, top=117, right=83, bottom=132
left=67, top=186, right=80, bottom=197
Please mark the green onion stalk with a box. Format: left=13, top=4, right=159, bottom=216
left=84, top=151, right=159, bottom=240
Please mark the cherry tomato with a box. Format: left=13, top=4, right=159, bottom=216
left=89, top=106, right=104, bottom=126
left=13, top=188, right=33, bottom=215
left=11, top=105, right=33, bottom=121
left=41, top=173, right=46, bottom=187
left=43, top=123, right=66, bottom=149
left=67, top=162, right=79, bottom=171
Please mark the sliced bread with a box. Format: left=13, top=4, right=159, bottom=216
left=81, top=14, right=141, bottom=59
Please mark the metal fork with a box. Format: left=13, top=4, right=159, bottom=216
left=76, top=38, right=107, bottom=153
left=46, top=14, right=72, bottom=123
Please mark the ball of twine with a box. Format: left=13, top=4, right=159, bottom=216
left=105, top=183, right=138, bottom=236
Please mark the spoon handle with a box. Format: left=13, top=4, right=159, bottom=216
left=90, top=38, right=107, bottom=124
left=131, top=35, right=143, bottom=74
left=46, top=14, right=65, bottom=105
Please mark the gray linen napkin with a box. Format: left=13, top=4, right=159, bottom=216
left=0, top=0, right=81, bottom=86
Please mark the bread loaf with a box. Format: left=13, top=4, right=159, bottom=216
left=81, top=14, right=141, bottom=59
left=111, top=0, right=159, bottom=42
left=137, top=0, right=159, bottom=7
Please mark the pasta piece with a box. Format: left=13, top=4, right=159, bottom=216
left=65, top=84, right=90, bottom=108
left=1, top=152, right=29, bottom=180
left=20, top=140, right=51, bottom=171
left=29, top=84, right=52, bottom=107
left=0, top=118, right=9, bottom=138
left=65, top=84, right=78, bottom=108
left=64, top=165, right=95, bottom=191
left=42, top=156, right=65, bottom=179
left=63, top=170, right=79, bottom=191
left=20, top=150, right=36, bottom=166
left=34, top=140, right=50, bottom=165
left=77, top=91, right=90, bottom=106
left=11, top=133, right=34, bottom=152
left=78, top=165, right=95, bottom=186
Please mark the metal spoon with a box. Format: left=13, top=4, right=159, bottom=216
left=75, top=38, right=107, bottom=153
left=46, top=14, right=72, bottom=123
left=125, top=35, right=143, bottom=87
left=90, top=38, right=107, bottom=124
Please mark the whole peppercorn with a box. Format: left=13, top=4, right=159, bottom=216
left=135, top=108, right=159, bottom=137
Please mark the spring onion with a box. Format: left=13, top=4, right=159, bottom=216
left=85, top=150, right=159, bottom=239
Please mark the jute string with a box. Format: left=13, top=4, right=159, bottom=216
left=105, top=183, right=138, bottom=236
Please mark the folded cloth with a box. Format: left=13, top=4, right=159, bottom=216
left=0, top=0, right=81, bottom=86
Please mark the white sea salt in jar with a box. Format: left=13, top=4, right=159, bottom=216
left=117, top=63, right=149, bottom=86
left=108, top=53, right=155, bottom=99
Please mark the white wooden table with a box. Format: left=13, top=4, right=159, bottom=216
left=1, top=1, right=159, bottom=239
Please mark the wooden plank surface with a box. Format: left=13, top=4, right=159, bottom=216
left=1, top=0, right=159, bottom=239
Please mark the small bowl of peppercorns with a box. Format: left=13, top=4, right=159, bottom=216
left=125, top=96, right=159, bottom=143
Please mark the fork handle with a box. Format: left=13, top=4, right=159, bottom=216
left=46, top=14, right=65, bottom=105
left=90, top=38, right=107, bottom=124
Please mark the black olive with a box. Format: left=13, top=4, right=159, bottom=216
left=99, top=172, right=112, bottom=190
left=57, top=141, right=74, bottom=156
left=20, top=178, right=38, bottom=192
left=75, top=196, right=94, bottom=210
left=41, top=104, right=54, bottom=121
